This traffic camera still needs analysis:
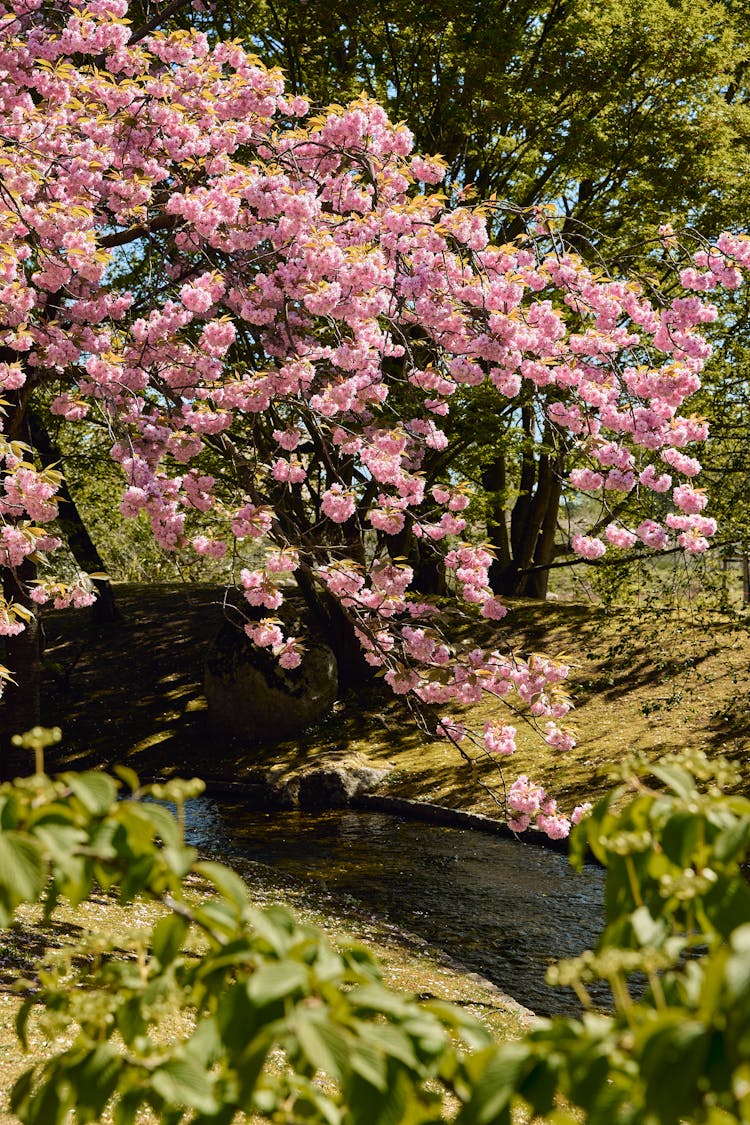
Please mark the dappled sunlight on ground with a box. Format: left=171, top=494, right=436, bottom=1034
left=32, top=584, right=750, bottom=815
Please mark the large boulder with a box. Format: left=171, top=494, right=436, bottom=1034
left=204, top=614, right=338, bottom=742
left=295, top=763, right=392, bottom=808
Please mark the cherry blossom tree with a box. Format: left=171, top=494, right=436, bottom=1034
left=1, top=0, right=747, bottom=825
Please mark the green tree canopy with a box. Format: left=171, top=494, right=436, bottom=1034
left=205, top=0, right=750, bottom=248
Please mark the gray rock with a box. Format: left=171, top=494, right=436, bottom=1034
left=296, top=764, right=391, bottom=808
left=204, top=618, right=338, bottom=742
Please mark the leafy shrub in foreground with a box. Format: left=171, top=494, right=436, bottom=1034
left=3, top=733, right=750, bottom=1123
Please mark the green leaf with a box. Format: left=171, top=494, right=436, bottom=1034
left=350, top=1043, right=388, bottom=1091
left=630, top=906, right=667, bottom=948
left=349, top=983, right=413, bottom=1017
left=115, top=997, right=146, bottom=1047
left=726, top=923, right=750, bottom=1001
left=56, top=855, right=93, bottom=908
left=33, top=822, right=87, bottom=860
left=247, top=959, right=308, bottom=1006
left=640, top=1019, right=708, bottom=1122
left=151, top=913, right=189, bottom=972
left=348, top=1065, right=413, bottom=1125
left=661, top=812, right=700, bottom=867
left=162, top=843, right=198, bottom=878
left=0, top=831, right=45, bottom=920
left=113, top=765, right=140, bottom=793
left=121, top=800, right=181, bottom=848
left=9, top=1067, right=34, bottom=1117
left=113, top=1090, right=145, bottom=1125
left=295, top=1010, right=351, bottom=1081
left=15, top=997, right=34, bottom=1052
left=63, top=1046, right=122, bottom=1122
left=185, top=1017, right=223, bottom=1068
left=650, top=764, right=696, bottom=801
left=457, top=1044, right=530, bottom=1125
left=356, top=1023, right=419, bottom=1070
left=569, top=791, right=620, bottom=870
left=518, top=1057, right=558, bottom=1116
left=151, top=1056, right=220, bottom=1115
left=21, top=1062, right=75, bottom=1125
left=65, top=771, right=118, bottom=815
left=713, top=817, right=750, bottom=864
left=424, top=999, right=492, bottom=1051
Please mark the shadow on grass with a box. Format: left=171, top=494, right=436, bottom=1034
left=2, top=582, right=746, bottom=813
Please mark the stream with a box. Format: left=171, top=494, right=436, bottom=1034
left=184, top=797, right=607, bottom=1016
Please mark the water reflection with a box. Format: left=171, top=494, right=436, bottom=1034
left=184, top=798, right=607, bottom=1016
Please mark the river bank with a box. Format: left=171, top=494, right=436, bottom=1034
left=34, top=583, right=750, bottom=817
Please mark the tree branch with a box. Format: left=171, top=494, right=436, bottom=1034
left=129, top=0, right=194, bottom=45
left=100, top=213, right=177, bottom=249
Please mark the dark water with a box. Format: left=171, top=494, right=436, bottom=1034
left=184, top=797, right=606, bottom=1016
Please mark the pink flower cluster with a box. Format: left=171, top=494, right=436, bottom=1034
left=0, top=0, right=746, bottom=815
left=505, top=776, right=574, bottom=840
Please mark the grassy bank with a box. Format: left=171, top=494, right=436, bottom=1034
left=35, top=584, right=750, bottom=815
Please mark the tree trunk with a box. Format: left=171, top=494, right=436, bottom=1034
left=1, top=560, right=40, bottom=777
left=293, top=567, right=373, bottom=689
left=318, top=592, right=374, bottom=689
left=384, top=519, right=447, bottom=596
left=484, top=417, right=565, bottom=599
left=523, top=456, right=564, bottom=600
left=28, top=411, right=120, bottom=623
left=484, top=448, right=517, bottom=593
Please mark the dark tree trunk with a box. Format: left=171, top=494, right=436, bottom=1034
left=410, top=542, right=447, bottom=596
left=1, top=560, right=40, bottom=777
left=483, top=449, right=515, bottom=592
left=318, top=592, right=374, bottom=689
left=27, top=411, right=120, bottom=623
left=384, top=520, right=447, bottom=597
left=523, top=456, right=564, bottom=600
left=484, top=416, right=565, bottom=599
left=294, top=568, right=373, bottom=689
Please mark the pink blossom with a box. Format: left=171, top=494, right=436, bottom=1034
left=272, top=458, right=307, bottom=484
left=569, top=468, right=604, bottom=491
left=605, top=523, right=637, bottom=549
left=273, top=428, right=302, bottom=451
left=508, top=774, right=546, bottom=816
left=245, top=622, right=284, bottom=648
left=192, top=535, right=227, bottom=558
left=544, top=723, right=576, bottom=752
left=480, top=597, right=508, bottom=621
left=639, top=464, right=672, bottom=493
left=637, top=520, right=670, bottom=550
left=483, top=721, right=516, bottom=755
left=571, top=534, right=606, bottom=560
left=536, top=802, right=571, bottom=840
left=436, top=717, right=467, bottom=742
left=321, top=485, right=356, bottom=523
left=673, top=484, right=709, bottom=514
left=571, top=803, right=593, bottom=825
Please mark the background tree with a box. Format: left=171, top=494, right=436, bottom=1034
left=119, top=0, right=750, bottom=597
